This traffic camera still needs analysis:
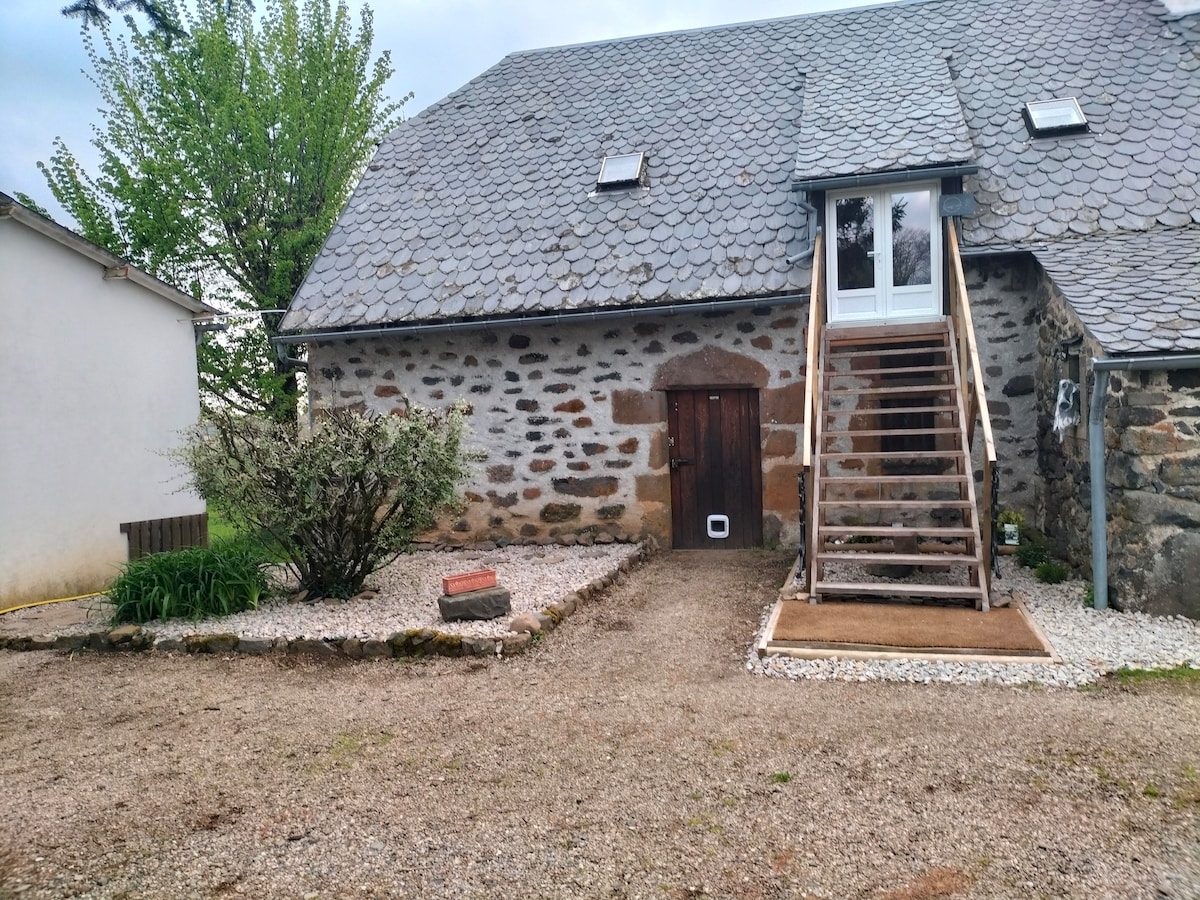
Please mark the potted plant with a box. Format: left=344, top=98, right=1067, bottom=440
left=997, top=510, right=1024, bottom=546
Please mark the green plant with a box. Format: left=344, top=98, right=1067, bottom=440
left=770, top=772, right=792, bottom=784
left=1035, top=560, right=1070, bottom=584
left=997, top=510, right=1025, bottom=528
left=1083, top=583, right=1095, bottom=608
left=1016, top=539, right=1050, bottom=569
left=1114, top=666, right=1200, bottom=686
left=179, top=405, right=476, bottom=598
left=107, top=539, right=270, bottom=624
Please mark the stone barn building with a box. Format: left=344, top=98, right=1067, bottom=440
left=278, top=0, right=1200, bottom=618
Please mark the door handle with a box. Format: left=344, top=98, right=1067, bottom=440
left=670, top=457, right=692, bottom=470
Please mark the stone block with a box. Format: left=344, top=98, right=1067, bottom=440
left=611, top=389, right=667, bottom=424
left=108, top=624, right=142, bottom=645
left=762, top=428, right=798, bottom=458
left=487, top=464, right=515, bottom=483
left=540, top=502, right=581, bottom=522
left=438, top=586, right=512, bottom=622
left=290, top=639, right=338, bottom=658
left=1003, top=375, right=1035, bottom=397
left=1159, top=456, right=1200, bottom=487
left=184, top=633, right=239, bottom=654
left=362, top=639, right=392, bottom=658
left=647, top=430, right=669, bottom=469
left=507, top=612, right=542, bottom=634
left=635, top=474, right=670, bottom=505
left=501, top=632, right=532, bottom=655
left=552, top=476, right=618, bottom=497
left=763, top=464, right=803, bottom=513
left=1115, top=491, right=1200, bottom=528
left=650, top=346, right=768, bottom=390
left=236, top=638, right=274, bottom=655
left=760, top=382, right=806, bottom=425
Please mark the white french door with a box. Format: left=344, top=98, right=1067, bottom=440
left=826, top=184, right=942, bottom=324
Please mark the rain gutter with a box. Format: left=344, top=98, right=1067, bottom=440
left=272, top=292, right=811, bottom=349
left=790, top=163, right=978, bottom=192
left=1088, top=352, right=1200, bottom=610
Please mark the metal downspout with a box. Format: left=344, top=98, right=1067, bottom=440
left=786, top=193, right=821, bottom=265
left=1088, top=368, right=1111, bottom=609
left=1087, top=352, right=1200, bottom=610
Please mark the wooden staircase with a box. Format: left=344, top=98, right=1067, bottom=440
left=809, top=319, right=989, bottom=609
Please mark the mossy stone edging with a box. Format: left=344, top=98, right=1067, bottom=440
left=0, top=544, right=653, bottom=660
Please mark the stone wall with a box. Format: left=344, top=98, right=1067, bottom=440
left=307, top=304, right=808, bottom=547
left=962, top=254, right=1041, bottom=520
left=303, top=257, right=1053, bottom=560
left=1037, top=271, right=1200, bottom=619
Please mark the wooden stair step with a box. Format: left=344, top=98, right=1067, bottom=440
left=826, top=345, right=951, bottom=361
left=821, top=474, right=968, bottom=484
left=821, top=541, right=969, bottom=554
left=824, top=405, right=956, bottom=417
left=818, top=498, right=974, bottom=508
left=826, top=384, right=955, bottom=396
left=816, top=551, right=979, bottom=568
left=822, top=426, right=961, bottom=438
left=824, top=364, right=954, bottom=379
left=814, top=582, right=983, bottom=600
left=820, top=450, right=961, bottom=461
left=818, top=525, right=976, bottom=537
left=825, top=322, right=950, bottom=343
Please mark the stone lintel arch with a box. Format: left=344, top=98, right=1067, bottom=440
left=651, top=346, right=770, bottom=391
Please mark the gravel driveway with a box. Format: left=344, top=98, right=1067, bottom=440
left=2, top=550, right=1198, bottom=899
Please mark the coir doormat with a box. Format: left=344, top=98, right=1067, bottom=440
left=769, top=600, right=1052, bottom=657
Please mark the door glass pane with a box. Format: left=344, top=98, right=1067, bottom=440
left=835, top=195, right=875, bottom=290
left=890, top=189, right=932, bottom=286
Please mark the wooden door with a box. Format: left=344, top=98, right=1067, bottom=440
left=667, top=388, right=763, bottom=549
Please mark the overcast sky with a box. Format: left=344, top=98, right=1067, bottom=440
left=0, top=0, right=888, bottom=223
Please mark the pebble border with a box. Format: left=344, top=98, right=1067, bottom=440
left=0, top=544, right=654, bottom=660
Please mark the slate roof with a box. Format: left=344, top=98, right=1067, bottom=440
left=793, top=54, right=975, bottom=183
left=282, top=0, right=1200, bottom=334
left=1031, top=226, right=1200, bottom=354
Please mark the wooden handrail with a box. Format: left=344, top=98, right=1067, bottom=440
left=801, top=232, right=825, bottom=471
left=947, top=225, right=998, bottom=593
left=801, top=233, right=825, bottom=593
left=947, top=226, right=997, bottom=463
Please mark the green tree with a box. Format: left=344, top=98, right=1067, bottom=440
left=41, top=0, right=405, bottom=421
left=62, top=0, right=186, bottom=39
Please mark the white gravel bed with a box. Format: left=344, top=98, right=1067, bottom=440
left=5, top=543, right=642, bottom=642
left=751, top=557, right=1200, bottom=687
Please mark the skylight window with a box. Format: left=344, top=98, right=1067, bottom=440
left=1023, top=98, right=1088, bottom=136
left=596, top=152, right=645, bottom=188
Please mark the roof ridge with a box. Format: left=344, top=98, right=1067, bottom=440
left=504, top=0, right=939, bottom=59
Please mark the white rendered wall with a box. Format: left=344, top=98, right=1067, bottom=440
left=0, top=219, right=205, bottom=605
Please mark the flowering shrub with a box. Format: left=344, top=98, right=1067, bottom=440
left=179, top=404, right=474, bottom=598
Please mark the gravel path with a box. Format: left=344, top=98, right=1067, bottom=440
left=1, top=550, right=1198, bottom=899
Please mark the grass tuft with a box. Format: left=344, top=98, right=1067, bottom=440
left=107, top=538, right=271, bottom=625
left=1114, top=666, right=1200, bottom=685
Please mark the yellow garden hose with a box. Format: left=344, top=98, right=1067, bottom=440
left=0, top=592, right=104, bottom=616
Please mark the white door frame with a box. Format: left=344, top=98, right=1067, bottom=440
left=826, top=183, right=943, bottom=325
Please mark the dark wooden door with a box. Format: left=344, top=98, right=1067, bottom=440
left=667, top=388, right=763, bottom=549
